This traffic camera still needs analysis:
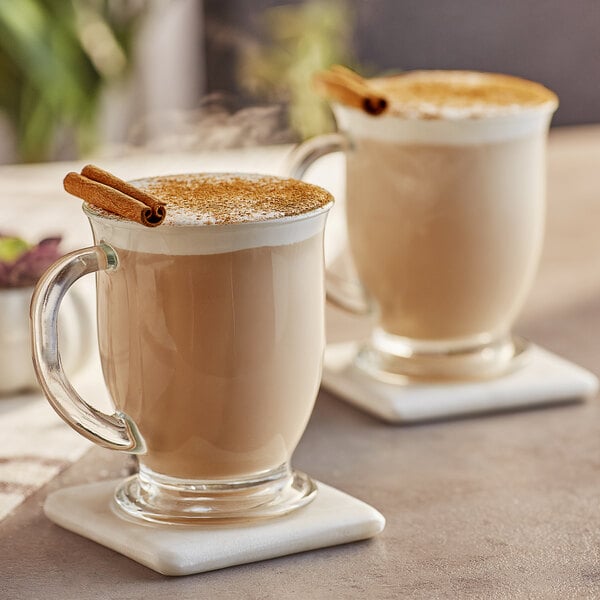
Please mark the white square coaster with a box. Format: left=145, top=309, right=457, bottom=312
left=44, top=479, right=385, bottom=576
left=322, top=342, right=599, bottom=423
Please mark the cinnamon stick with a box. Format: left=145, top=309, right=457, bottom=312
left=63, top=165, right=166, bottom=227
left=82, top=165, right=166, bottom=215
left=313, top=66, right=388, bottom=116
left=330, top=64, right=367, bottom=84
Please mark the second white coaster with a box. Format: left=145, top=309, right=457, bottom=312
left=322, top=342, right=598, bottom=423
left=44, top=479, right=385, bottom=576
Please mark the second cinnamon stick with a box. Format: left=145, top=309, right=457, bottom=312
left=313, top=67, right=388, bottom=115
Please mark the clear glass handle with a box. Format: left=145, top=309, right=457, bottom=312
left=30, top=245, right=145, bottom=453
left=287, top=133, right=371, bottom=315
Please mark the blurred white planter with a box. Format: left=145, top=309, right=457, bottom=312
left=0, top=286, right=91, bottom=396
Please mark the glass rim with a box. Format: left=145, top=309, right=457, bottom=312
left=82, top=198, right=333, bottom=232
left=331, top=99, right=559, bottom=122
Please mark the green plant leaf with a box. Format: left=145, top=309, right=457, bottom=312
left=0, top=0, right=145, bottom=162
left=0, top=237, right=30, bottom=263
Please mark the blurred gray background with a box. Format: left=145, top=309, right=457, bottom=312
left=1, top=0, right=596, bottom=164
left=204, top=0, right=600, bottom=126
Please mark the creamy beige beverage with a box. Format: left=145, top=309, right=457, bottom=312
left=32, top=171, right=332, bottom=522
left=346, top=135, right=545, bottom=341
left=323, top=70, right=558, bottom=377
left=92, top=174, right=332, bottom=481
left=98, top=236, right=323, bottom=480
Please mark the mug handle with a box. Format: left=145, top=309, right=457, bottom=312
left=30, top=244, right=145, bottom=453
left=287, top=133, right=371, bottom=315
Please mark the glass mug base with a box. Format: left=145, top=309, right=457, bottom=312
left=112, top=463, right=318, bottom=525
left=355, top=329, right=530, bottom=382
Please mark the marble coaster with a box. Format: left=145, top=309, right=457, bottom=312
left=44, top=479, right=385, bottom=576
left=322, top=342, right=598, bottom=423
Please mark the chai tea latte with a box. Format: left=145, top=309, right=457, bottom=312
left=331, top=70, right=558, bottom=377
left=346, top=134, right=546, bottom=342
left=93, top=174, right=332, bottom=481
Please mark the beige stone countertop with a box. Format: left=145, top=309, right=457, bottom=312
left=2, top=126, right=600, bottom=598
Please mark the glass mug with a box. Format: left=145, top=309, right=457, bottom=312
left=289, top=75, right=558, bottom=380
left=31, top=173, right=332, bottom=524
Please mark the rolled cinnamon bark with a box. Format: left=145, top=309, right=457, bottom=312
left=81, top=164, right=166, bottom=218
left=313, top=66, right=388, bottom=115
left=64, top=172, right=164, bottom=227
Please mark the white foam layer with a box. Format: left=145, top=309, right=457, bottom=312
left=86, top=206, right=330, bottom=255
left=333, top=104, right=555, bottom=145
left=368, top=71, right=558, bottom=120
left=128, top=172, right=333, bottom=226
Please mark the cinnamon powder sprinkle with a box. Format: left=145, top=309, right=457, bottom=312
left=367, top=70, right=558, bottom=118
left=108, top=173, right=333, bottom=226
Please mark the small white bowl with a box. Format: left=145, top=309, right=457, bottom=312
left=0, top=286, right=91, bottom=396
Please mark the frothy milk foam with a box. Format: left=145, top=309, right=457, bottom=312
left=89, top=174, right=332, bottom=480
left=336, top=71, right=557, bottom=348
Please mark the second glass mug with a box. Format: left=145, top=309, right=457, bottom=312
left=288, top=84, right=558, bottom=380
left=31, top=174, right=332, bottom=524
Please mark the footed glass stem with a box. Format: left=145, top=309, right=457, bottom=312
left=113, top=462, right=317, bottom=525
left=355, top=330, right=530, bottom=382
